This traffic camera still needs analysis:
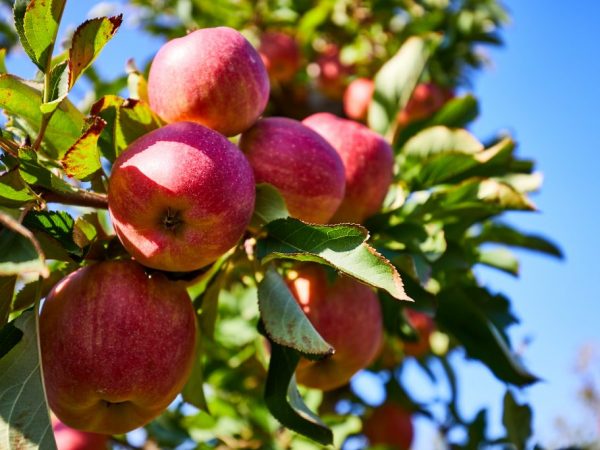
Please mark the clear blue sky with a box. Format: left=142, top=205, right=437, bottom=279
left=4, top=0, right=600, bottom=447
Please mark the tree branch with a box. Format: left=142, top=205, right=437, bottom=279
left=40, top=188, right=108, bottom=209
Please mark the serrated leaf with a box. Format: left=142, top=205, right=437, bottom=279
left=0, top=311, right=57, bottom=450
left=91, top=95, right=162, bottom=162
left=0, top=74, right=84, bottom=158
left=258, top=218, right=411, bottom=301
left=502, top=391, right=532, bottom=449
left=0, top=168, right=35, bottom=207
left=18, top=148, right=75, bottom=195
left=68, top=15, right=123, bottom=89
left=264, top=341, right=333, bottom=445
left=0, top=276, right=16, bottom=327
left=12, top=263, right=71, bottom=313
left=0, top=49, right=6, bottom=74
left=21, top=0, right=66, bottom=70
left=475, top=222, right=563, bottom=258
left=436, top=289, right=538, bottom=386
left=72, top=216, right=97, bottom=249
left=250, top=183, right=289, bottom=228
left=61, top=116, right=106, bottom=180
left=403, top=126, right=483, bottom=159
left=368, top=35, right=441, bottom=139
left=258, top=267, right=333, bottom=357
left=13, top=0, right=38, bottom=70
left=40, top=60, right=69, bottom=114
left=22, top=210, right=79, bottom=256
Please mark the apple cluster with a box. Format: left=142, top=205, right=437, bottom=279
left=41, top=25, right=408, bottom=440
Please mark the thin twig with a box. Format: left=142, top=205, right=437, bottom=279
left=40, top=188, right=108, bottom=209
left=0, top=211, right=49, bottom=278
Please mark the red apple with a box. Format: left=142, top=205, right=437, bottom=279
left=363, top=402, right=414, bottom=450
left=343, top=78, right=375, bottom=121
left=397, top=82, right=453, bottom=126
left=403, top=309, right=435, bottom=358
left=287, top=265, right=383, bottom=391
left=315, top=44, right=352, bottom=99
left=239, top=117, right=345, bottom=224
left=148, top=26, right=270, bottom=137
left=40, top=260, right=197, bottom=435
left=259, top=31, right=301, bottom=83
left=303, top=112, right=394, bottom=224
left=52, top=417, right=108, bottom=450
left=108, top=121, right=255, bottom=272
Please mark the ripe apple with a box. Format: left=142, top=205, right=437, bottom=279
left=363, top=402, right=414, bottom=450
left=397, top=82, right=453, bottom=126
left=315, top=44, right=352, bottom=99
left=148, top=26, right=270, bottom=137
left=108, top=121, right=255, bottom=272
left=303, top=112, right=394, bottom=224
left=343, top=77, right=375, bottom=121
left=40, top=260, right=197, bottom=435
left=259, top=31, right=301, bottom=83
left=52, top=417, right=108, bottom=450
left=403, top=309, right=435, bottom=357
left=239, top=117, right=345, bottom=224
left=287, top=264, right=383, bottom=391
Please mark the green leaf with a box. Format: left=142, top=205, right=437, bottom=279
left=18, top=148, right=75, bottom=194
left=0, top=311, right=57, bottom=450
left=182, top=321, right=208, bottom=412
left=61, top=116, right=106, bottom=180
left=0, top=276, right=16, bottom=327
left=72, top=216, right=97, bottom=249
left=475, top=222, right=563, bottom=258
left=0, top=74, right=84, bottom=158
left=21, top=0, right=66, bottom=70
left=68, top=15, right=123, bottom=89
left=250, top=183, right=289, bottom=228
left=12, top=263, right=71, bottom=313
left=126, top=59, right=148, bottom=102
left=477, top=247, right=519, bottom=276
left=22, top=210, right=80, bottom=256
left=258, top=267, right=333, bottom=357
left=13, top=0, right=39, bottom=70
left=258, top=218, right=411, bottom=301
left=264, top=341, right=333, bottom=445
left=402, top=126, right=483, bottom=159
left=0, top=216, right=47, bottom=278
left=430, top=94, right=480, bottom=128
left=40, top=60, right=69, bottom=114
left=0, top=49, right=6, bottom=74
left=91, top=95, right=162, bottom=162
left=502, top=391, right=532, bottom=449
left=436, top=289, right=538, bottom=386
left=0, top=320, right=22, bottom=360
left=0, top=168, right=36, bottom=207
left=368, top=35, right=441, bottom=139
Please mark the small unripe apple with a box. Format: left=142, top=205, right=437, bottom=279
left=397, top=82, right=453, bottom=126
left=259, top=31, right=301, bottom=83
left=287, top=265, right=383, bottom=391
left=108, top=121, right=255, bottom=272
left=303, top=112, right=394, bottom=224
left=403, top=309, right=435, bottom=357
left=148, top=26, right=270, bottom=136
left=52, top=417, right=108, bottom=450
left=40, top=260, right=197, bottom=435
left=343, top=77, right=375, bottom=121
left=239, top=117, right=345, bottom=224
left=363, top=402, right=414, bottom=450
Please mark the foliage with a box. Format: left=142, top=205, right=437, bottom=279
left=0, top=0, right=563, bottom=449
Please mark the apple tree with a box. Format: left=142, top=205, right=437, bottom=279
left=0, top=0, right=563, bottom=449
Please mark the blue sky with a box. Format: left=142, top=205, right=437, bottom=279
left=4, top=0, right=600, bottom=447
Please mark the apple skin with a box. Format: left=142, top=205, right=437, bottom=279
left=259, top=31, right=301, bottom=83
left=239, top=117, right=345, bottom=224
left=403, top=309, right=435, bottom=357
left=39, top=260, right=197, bottom=435
left=397, top=82, right=453, bottom=126
left=303, top=112, right=394, bottom=224
left=343, top=78, right=375, bottom=121
left=108, top=121, right=255, bottom=272
left=363, top=403, right=414, bottom=450
left=52, top=417, right=108, bottom=450
left=287, top=265, right=383, bottom=391
left=148, top=27, right=270, bottom=137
